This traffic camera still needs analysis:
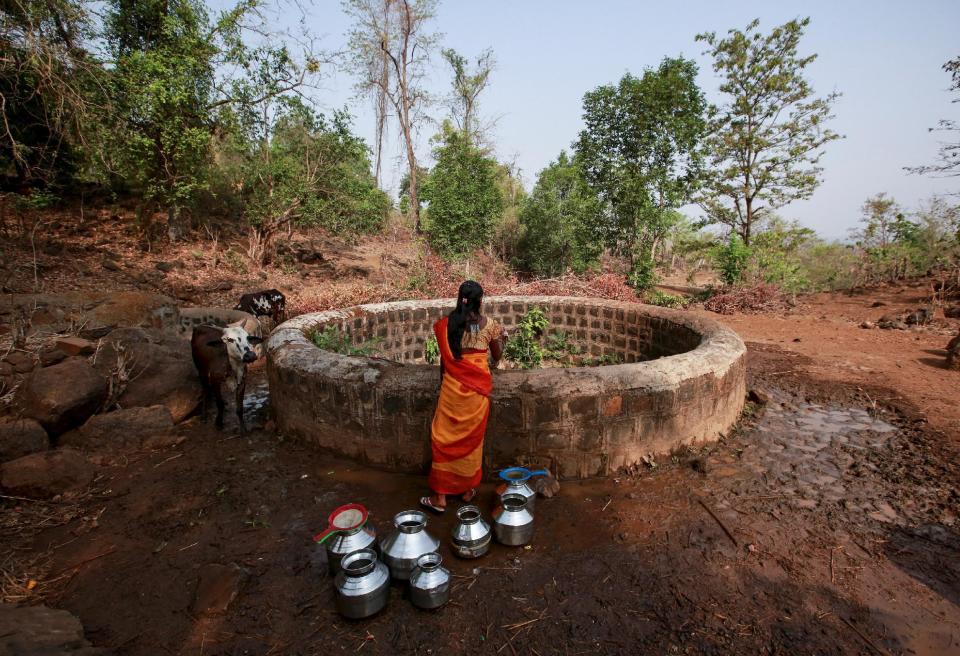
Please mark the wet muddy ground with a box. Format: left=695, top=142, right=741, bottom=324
left=2, top=346, right=959, bottom=655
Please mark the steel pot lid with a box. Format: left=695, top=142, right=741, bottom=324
left=313, top=503, right=369, bottom=544
left=498, top=467, right=549, bottom=484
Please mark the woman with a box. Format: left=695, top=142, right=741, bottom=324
left=421, top=281, right=506, bottom=513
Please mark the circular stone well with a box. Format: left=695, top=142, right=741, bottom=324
left=266, top=296, right=746, bottom=479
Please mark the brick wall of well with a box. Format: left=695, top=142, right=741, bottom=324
left=266, top=296, right=746, bottom=479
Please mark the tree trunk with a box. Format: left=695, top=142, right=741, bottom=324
left=743, top=196, right=752, bottom=247
left=167, top=204, right=183, bottom=242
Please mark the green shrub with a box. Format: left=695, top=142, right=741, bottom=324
left=627, top=256, right=658, bottom=291
left=308, top=325, right=382, bottom=356
left=504, top=307, right=549, bottom=369
left=425, top=336, right=439, bottom=364
left=713, top=235, right=751, bottom=285
left=646, top=290, right=688, bottom=308
left=543, top=330, right=582, bottom=360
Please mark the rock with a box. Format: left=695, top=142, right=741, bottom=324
left=258, top=271, right=268, bottom=280
left=54, top=336, right=96, bottom=356
left=947, top=333, right=960, bottom=371
left=690, top=457, right=709, bottom=474
left=0, top=448, right=94, bottom=498
left=94, top=334, right=202, bottom=423
left=859, top=321, right=875, bottom=329
left=948, top=332, right=960, bottom=353
left=78, top=326, right=113, bottom=340
left=142, top=433, right=186, bottom=449
left=81, top=291, right=179, bottom=334
left=0, top=362, right=13, bottom=376
left=4, top=351, right=36, bottom=374
left=155, top=260, right=185, bottom=273
left=878, top=313, right=908, bottom=330
left=17, top=357, right=108, bottom=435
left=748, top=388, right=770, bottom=405
left=945, top=305, right=960, bottom=319
left=905, top=307, right=933, bottom=326
left=0, top=419, right=49, bottom=464
left=59, top=405, right=174, bottom=451
left=213, top=281, right=233, bottom=291
left=532, top=473, right=560, bottom=498
left=102, top=258, right=120, bottom=271
left=870, top=301, right=887, bottom=308
left=0, top=604, right=105, bottom=655
left=38, top=347, right=68, bottom=367
left=192, top=563, right=247, bottom=615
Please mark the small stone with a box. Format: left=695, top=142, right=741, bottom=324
left=192, top=563, right=247, bottom=615
left=626, top=492, right=638, bottom=500
left=102, top=259, right=120, bottom=271
left=859, top=321, right=875, bottom=329
left=748, top=388, right=770, bottom=405
left=38, top=347, right=68, bottom=367
left=792, top=337, right=801, bottom=342
left=155, top=260, right=185, bottom=273
left=795, top=498, right=818, bottom=509
left=55, top=336, right=96, bottom=356
left=0, top=604, right=104, bottom=655
left=870, top=301, right=886, bottom=308
left=213, top=281, right=233, bottom=291
left=690, top=457, right=709, bottom=474
left=532, top=473, right=560, bottom=498
left=258, top=271, right=268, bottom=280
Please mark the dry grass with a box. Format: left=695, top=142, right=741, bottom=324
left=702, top=284, right=793, bottom=315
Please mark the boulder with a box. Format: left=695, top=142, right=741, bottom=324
left=0, top=419, right=49, bottom=463
left=748, top=388, right=770, bottom=405
left=102, top=258, right=120, bottom=271
left=878, top=313, right=908, bottom=330
left=0, top=448, right=94, bottom=498
left=533, top=473, right=561, bottom=499
left=17, top=358, right=108, bottom=435
left=94, top=333, right=201, bottom=423
left=81, top=291, right=179, bottom=334
left=54, top=336, right=96, bottom=356
left=59, top=405, right=174, bottom=451
left=0, top=604, right=105, bottom=655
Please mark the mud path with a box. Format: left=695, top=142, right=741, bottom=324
left=1, top=344, right=957, bottom=655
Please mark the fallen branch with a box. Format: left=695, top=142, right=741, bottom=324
left=697, top=499, right=739, bottom=547
left=840, top=616, right=891, bottom=656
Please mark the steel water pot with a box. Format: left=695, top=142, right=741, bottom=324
left=313, top=503, right=378, bottom=575
left=493, top=493, right=534, bottom=546
left=495, top=467, right=549, bottom=512
left=450, top=505, right=491, bottom=559
left=333, top=548, right=390, bottom=619
left=379, top=510, right=440, bottom=580
left=409, top=552, right=451, bottom=610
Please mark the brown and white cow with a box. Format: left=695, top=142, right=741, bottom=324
left=191, top=324, right=262, bottom=433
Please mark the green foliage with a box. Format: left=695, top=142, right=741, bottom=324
left=516, top=151, right=603, bottom=275
left=308, top=325, right=382, bottom=356
left=748, top=217, right=816, bottom=292
left=424, top=336, right=439, bottom=364
left=627, top=257, right=658, bottom=291
left=713, top=235, right=751, bottom=285
left=576, top=58, right=708, bottom=262
left=697, top=18, right=841, bottom=245
left=12, top=189, right=59, bottom=211
left=503, top=307, right=549, bottom=369
left=646, top=291, right=688, bottom=308
left=543, top=331, right=582, bottom=360
left=422, top=125, right=504, bottom=257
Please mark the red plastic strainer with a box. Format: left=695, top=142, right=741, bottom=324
left=312, top=503, right=369, bottom=544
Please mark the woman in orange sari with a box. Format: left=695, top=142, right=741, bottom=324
left=421, top=281, right=506, bottom=513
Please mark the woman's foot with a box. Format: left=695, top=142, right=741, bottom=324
left=420, top=495, right=446, bottom=513
left=461, top=488, right=478, bottom=503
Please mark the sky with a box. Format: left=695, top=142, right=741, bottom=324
left=284, top=0, right=960, bottom=241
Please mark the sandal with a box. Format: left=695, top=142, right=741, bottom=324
left=461, top=488, right=478, bottom=503
left=419, top=496, right=446, bottom=514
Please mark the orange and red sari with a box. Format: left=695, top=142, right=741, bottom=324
left=428, top=317, right=493, bottom=495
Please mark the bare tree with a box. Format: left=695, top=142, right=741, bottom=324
left=908, top=56, right=959, bottom=181
left=344, top=0, right=438, bottom=233
left=441, top=47, right=495, bottom=146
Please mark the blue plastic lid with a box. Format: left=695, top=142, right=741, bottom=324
left=498, top=466, right=549, bottom=483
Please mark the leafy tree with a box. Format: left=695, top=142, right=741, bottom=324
left=576, top=57, right=709, bottom=287
left=224, top=103, right=388, bottom=262
left=697, top=18, right=841, bottom=245
left=102, top=0, right=219, bottom=240
left=517, top=151, right=602, bottom=275
left=489, top=159, right=526, bottom=262
left=748, top=217, right=816, bottom=291
left=441, top=47, right=495, bottom=146
left=0, top=0, right=102, bottom=185
left=908, top=56, right=959, bottom=179
left=421, top=124, right=503, bottom=257
left=344, top=0, right=439, bottom=233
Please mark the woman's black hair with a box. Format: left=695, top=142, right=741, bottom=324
left=447, top=280, right=484, bottom=360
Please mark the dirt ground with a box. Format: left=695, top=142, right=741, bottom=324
left=1, top=214, right=959, bottom=655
